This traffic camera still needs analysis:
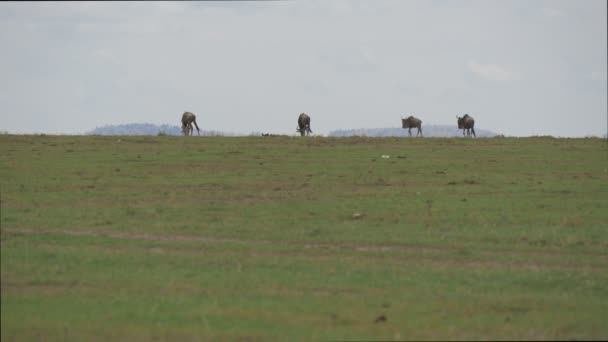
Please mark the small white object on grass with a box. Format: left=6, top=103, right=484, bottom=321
left=352, top=213, right=364, bottom=220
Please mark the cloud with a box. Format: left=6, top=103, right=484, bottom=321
left=467, top=61, right=522, bottom=81
left=0, top=1, right=605, bottom=137
left=589, top=70, right=607, bottom=82
left=542, top=7, right=566, bottom=18
left=318, top=47, right=380, bottom=75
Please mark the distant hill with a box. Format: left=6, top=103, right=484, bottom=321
left=87, top=123, right=236, bottom=136
left=328, top=125, right=501, bottom=137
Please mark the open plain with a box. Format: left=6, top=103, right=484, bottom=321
left=1, top=135, right=607, bottom=340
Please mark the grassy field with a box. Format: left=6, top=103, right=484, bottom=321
left=1, top=134, right=607, bottom=341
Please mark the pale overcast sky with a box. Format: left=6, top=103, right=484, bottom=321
left=0, top=0, right=606, bottom=136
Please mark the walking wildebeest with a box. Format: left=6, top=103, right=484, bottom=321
left=401, top=115, right=423, bottom=137
left=296, top=113, right=312, bottom=136
left=457, top=114, right=476, bottom=137
left=181, top=111, right=200, bottom=136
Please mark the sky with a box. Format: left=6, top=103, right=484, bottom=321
left=0, top=0, right=606, bottom=137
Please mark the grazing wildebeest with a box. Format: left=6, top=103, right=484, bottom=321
left=457, top=114, right=476, bottom=137
left=401, top=115, right=423, bottom=137
left=181, top=111, right=200, bottom=136
left=296, top=113, right=312, bottom=136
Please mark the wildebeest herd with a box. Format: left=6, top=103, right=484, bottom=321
left=180, top=111, right=477, bottom=138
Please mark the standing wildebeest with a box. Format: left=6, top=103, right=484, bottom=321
left=401, top=115, right=423, bottom=137
left=296, top=113, right=312, bottom=136
left=457, top=114, right=476, bottom=137
left=181, top=111, right=200, bottom=136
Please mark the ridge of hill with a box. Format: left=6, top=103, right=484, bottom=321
left=328, top=125, right=500, bottom=137
left=87, top=123, right=501, bottom=137
left=87, top=123, right=236, bottom=136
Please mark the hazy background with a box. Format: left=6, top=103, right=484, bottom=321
left=1, top=0, right=606, bottom=137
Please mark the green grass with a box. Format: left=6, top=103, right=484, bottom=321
left=1, top=135, right=607, bottom=340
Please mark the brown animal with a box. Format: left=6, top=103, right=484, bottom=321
left=457, top=114, right=476, bottom=137
left=181, top=111, right=200, bottom=136
left=401, top=115, right=423, bottom=137
left=296, top=113, right=312, bottom=136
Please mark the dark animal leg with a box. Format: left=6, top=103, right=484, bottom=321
left=192, top=120, right=201, bottom=136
